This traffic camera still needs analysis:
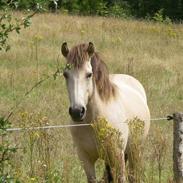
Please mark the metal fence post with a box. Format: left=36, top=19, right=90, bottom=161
left=173, top=112, right=183, bottom=183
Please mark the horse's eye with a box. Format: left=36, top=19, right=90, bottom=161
left=86, top=73, right=92, bottom=79
left=63, top=72, right=68, bottom=79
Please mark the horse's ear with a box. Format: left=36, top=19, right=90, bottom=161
left=61, top=42, right=69, bottom=57
left=87, top=42, right=95, bottom=57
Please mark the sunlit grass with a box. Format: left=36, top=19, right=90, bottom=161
left=0, top=12, right=183, bottom=182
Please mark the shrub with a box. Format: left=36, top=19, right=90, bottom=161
left=153, top=9, right=172, bottom=24
left=0, top=117, right=19, bottom=182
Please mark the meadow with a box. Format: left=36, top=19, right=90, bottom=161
left=0, top=12, right=183, bottom=182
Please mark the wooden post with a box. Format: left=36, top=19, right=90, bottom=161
left=173, top=112, right=183, bottom=183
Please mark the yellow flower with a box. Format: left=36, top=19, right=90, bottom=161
left=33, top=34, right=43, bottom=42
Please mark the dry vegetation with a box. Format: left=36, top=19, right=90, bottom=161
left=0, top=12, right=183, bottom=182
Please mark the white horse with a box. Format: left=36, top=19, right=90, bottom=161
left=61, top=42, right=150, bottom=183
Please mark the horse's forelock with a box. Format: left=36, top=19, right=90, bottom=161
left=67, top=44, right=89, bottom=68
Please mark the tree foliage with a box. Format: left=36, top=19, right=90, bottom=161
left=1, top=0, right=183, bottom=20
left=50, top=0, right=183, bottom=20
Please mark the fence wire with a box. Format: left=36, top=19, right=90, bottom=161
left=6, top=115, right=173, bottom=132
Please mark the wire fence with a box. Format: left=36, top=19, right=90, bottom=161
left=6, top=115, right=173, bottom=132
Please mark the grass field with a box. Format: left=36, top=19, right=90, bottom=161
left=0, top=12, right=183, bottom=182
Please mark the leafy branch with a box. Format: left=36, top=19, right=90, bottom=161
left=0, top=2, right=40, bottom=51
left=0, top=116, right=19, bottom=182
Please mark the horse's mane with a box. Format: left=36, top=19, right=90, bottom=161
left=67, top=44, right=116, bottom=101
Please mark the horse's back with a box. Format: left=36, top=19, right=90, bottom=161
left=110, top=74, right=147, bottom=103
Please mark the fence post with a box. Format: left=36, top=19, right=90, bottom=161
left=173, top=112, right=183, bottom=183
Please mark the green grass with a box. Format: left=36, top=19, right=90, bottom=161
left=0, top=12, right=183, bottom=182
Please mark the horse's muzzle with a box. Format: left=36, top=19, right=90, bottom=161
left=69, top=106, right=86, bottom=122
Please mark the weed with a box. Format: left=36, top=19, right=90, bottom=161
left=127, top=118, right=145, bottom=183
left=92, top=118, right=125, bottom=182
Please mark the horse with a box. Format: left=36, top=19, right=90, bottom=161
left=61, top=42, right=150, bottom=183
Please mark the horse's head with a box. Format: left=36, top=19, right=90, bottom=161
left=61, top=42, right=95, bottom=122
left=61, top=42, right=115, bottom=122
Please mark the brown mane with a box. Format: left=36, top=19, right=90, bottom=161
left=67, top=43, right=116, bottom=101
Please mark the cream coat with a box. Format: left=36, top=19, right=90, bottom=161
left=70, top=73, right=150, bottom=183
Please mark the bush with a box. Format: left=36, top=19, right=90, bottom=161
left=47, top=0, right=132, bottom=18
left=0, top=117, right=19, bottom=182
left=108, top=2, right=131, bottom=18
left=153, top=9, right=172, bottom=24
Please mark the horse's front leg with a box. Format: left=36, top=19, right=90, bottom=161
left=78, top=150, right=97, bottom=183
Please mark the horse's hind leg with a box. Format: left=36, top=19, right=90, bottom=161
left=125, top=153, right=128, bottom=163
left=105, top=164, right=113, bottom=182
left=101, top=163, right=113, bottom=183
left=127, top=146, right=144, bottom=183
left=102, top=151, right=126, bottom=183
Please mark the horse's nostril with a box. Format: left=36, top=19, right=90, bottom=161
left=69, top=106, right=86, bottom=121
left=80, top=107, right=85, bottom=116
left=69, top=107, right=72, bottom=116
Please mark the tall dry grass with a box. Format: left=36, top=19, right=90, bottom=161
left=0, top=12, right=183, bottom=182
